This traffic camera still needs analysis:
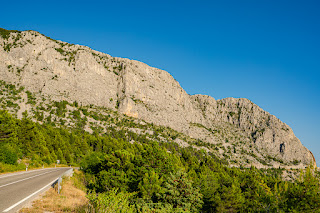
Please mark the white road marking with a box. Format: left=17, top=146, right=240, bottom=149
left=0, top=168, right=55, bottom=179
left=0, top=170, right=57, bottom=189
left=2, top=178, right=57, bottom=212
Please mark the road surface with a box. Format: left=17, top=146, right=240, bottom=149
left=0, top=167, right=72, bottom=213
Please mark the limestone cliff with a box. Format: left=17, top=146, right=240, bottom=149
left=0, top=28, right=315, bottom=167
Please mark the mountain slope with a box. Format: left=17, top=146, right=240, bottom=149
left=0, top=28, right=315, bottom=167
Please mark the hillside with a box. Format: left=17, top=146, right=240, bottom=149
left=1, top=28, right=320, bottom=212
left=0, top=28, right=315, bottom=168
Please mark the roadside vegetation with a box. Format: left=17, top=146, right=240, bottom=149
left=20, top=170, right=88, bottom=213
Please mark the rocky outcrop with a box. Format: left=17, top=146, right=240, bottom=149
left=0, top=28, right=315, bottom=167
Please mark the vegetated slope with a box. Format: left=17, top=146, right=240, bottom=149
left=1, top=106, right=319, bottom=212
left=0, top=28, right=315, bottom=168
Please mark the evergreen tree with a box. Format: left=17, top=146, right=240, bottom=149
left=156, top=170, right=203, bottom=212
left=138, top=170, right=163, bottom=201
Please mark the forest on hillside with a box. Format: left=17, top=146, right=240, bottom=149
left=0, top=110, right=319, bottom=212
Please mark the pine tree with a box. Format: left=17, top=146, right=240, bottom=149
left=138, top=170, right=163, bottom=201
left=157, top=170, right=203, bottom=212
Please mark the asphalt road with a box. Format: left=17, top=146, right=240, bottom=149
left=0, top=167, right=72, bottom=213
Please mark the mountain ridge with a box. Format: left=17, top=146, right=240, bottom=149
left=0, top=28, right=315, bottom=168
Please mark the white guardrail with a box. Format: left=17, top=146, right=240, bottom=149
left=56, top=168, right=74, bottom=194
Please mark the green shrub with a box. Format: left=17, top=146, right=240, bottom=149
left=87, top=189, right=136, bottom=213
left=0, top=28, right=20, bottom=40
left=0, top=144, right=18, bottom=165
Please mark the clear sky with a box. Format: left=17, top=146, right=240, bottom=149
left=1, top=0, right=319, bottom=165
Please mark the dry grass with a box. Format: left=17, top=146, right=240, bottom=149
left=20, top=170, right=88, bottom=213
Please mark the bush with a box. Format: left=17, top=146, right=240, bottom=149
left=0, top=144, right=18, bottom=165
left=87, top=189, right=136, bottom=213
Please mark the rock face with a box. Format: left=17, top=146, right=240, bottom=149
left=0, top=29, right=315, bottom=167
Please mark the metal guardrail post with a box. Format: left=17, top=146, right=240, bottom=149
left=56, top=168, right=73, bottom=194
left=58, top=176, right=62, bottom=194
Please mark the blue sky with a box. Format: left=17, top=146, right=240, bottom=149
left=1, top=0, right=319, bottom=165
